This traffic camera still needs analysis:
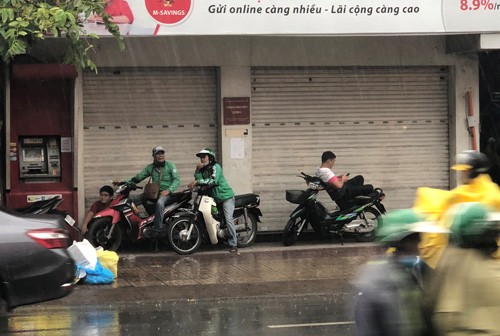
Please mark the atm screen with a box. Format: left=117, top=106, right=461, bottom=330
left=22, top=148, right=45, bottom=162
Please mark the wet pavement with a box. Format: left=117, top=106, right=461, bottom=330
left=4, top=240, right=385, bottom=335
left=38, top=240, right=384, bottom=308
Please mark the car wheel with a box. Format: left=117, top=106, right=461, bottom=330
left=0, top=293, right=9, bottom=315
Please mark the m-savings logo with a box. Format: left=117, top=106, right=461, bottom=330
left=145, top=0, right=192, bottom=25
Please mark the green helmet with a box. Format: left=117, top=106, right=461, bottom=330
left=447, top=202, right=500, bottom=248
left=196, top=148, right=216, bottom=161
left=377, top=209, right=426, bottom=243
left=377, top=209, right=448, bottom=244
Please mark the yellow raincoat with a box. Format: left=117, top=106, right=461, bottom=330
left=413, top=174, right=500, bottom=268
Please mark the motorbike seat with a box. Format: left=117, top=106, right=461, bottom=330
left=354, top=195, right=373, bottom=205
left=169, top=191, right=189, bottom=202
left=235, top=193, right=259, bottom=208
left=14, top=196, right=60, bottom=213
left=366, top=188, right=384, bottom=199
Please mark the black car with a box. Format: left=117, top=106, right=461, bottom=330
left=0, top=207, right=76, bottom=311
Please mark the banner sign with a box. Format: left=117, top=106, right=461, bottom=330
left=83, top=0, right=500, bottom=36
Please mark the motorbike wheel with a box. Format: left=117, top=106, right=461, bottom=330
left=354, top=207, right=380, bottom=242
left=235, top=212, right=257, bottom=248
left=283, top=216, right=304, bottom=246
left=88, top=218, right=123, bottom=251
left=167, top=216, right=201, bottom=255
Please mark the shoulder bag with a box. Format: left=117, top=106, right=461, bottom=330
left=143, top=167, right=164, bottom=201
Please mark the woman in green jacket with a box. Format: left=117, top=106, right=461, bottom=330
left=188, top=148, right=238, bottom=253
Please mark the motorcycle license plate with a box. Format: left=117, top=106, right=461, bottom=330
left=65, top=215, right=76, bottom=227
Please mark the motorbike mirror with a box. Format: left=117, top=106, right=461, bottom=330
left=115, top=184, right=127, bottom=193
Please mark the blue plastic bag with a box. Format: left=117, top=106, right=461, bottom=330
left=78, top=259, right=115, bottom=285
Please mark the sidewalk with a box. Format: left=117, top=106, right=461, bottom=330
left=48, top=241, right=383, bottom=308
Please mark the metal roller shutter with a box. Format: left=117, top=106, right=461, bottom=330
left=82, top=67, right=217, bottom=209
left=252, top=67, right=449, bottom=232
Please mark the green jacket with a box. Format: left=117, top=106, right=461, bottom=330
left=194, top=162, right=234, bottom=203
left=127, top=161, right=180, bottom=193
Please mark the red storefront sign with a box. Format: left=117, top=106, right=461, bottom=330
left=223, top=97, right=250, bottom=125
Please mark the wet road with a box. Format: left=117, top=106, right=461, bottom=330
left=1, top=241, right=384, bottom=335
left=2, top=295, right=356, bottom=335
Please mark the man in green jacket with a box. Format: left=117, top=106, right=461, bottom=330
left=127, top=146, right=180, bottom=232
left=188, top=148, right=238, bottom=253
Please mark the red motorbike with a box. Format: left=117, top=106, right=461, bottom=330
left=87, top=182, right=192, bottom=251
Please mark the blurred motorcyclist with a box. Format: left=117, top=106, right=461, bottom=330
left=422, top=202, right=500, bottom=335
left=354, top=210, right=448, bottom=336
left=413, top=150, right=500, bottom=267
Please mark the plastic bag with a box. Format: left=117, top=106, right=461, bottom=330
left=67, top=239, right=98, bottom=278
left=96, top=250, right=119, bottom=278
left=79, top=259, right=115, bottom=285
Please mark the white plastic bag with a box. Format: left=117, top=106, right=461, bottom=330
left=67, top=239, right=98, bottom=278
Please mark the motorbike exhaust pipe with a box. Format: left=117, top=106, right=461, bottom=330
left=343, top=220, right=375, bottom=233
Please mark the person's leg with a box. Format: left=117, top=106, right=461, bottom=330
left=347, top=175, right=364, bottom=187
left=345, top=175, right=373, bottom=198
left=153, top=195, right=171, bottom=229
left=348, top=184, right=374, bottom=198
left=327, top=184, right=346, bottom=202
left=222, top=197, right=237, bottom=249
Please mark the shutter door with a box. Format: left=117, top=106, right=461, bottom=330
left=252, top=67, right=449, bottom=232
left=83, top=68, right=217, bottom=209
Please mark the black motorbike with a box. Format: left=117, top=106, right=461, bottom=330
left=14, top=196, right=65, bottom=215
left=283, top=172, right=386, bottom=246
left=14, top=195, right=82, bottom=241
left=167, top=185, right=262, bottom=255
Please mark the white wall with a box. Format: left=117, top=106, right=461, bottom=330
left=219, top=67, right=253, bottom=194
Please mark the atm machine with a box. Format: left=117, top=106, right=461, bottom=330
left=19, top=136, right=62, bottom=182
left=6, top=63, right=78, bottom=218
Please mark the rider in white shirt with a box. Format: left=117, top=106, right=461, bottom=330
left=316, top=151, right=373, bottom=208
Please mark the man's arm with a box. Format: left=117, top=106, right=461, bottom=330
left=317, top=168, right=347, bottom=189
left=117, top=1, right=134, bottom=23
left=194, top=165, right=219, bottom=186
left=126, top=165, right=151, bottom=184
left=81, top=210, right=95, bottom=234
left=328, top=175, right=347, bottom=189
left=167, top=162, right=181, bottom=192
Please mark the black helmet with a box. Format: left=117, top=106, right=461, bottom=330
left=451, top=150, right=490, bottom=179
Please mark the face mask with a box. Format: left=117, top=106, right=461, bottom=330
left=398, top=255, right=420, bottom=269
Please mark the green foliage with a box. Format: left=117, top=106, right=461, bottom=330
left=0, top=0, right=124, bottom=72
